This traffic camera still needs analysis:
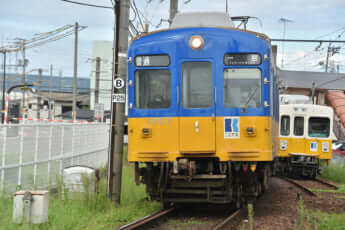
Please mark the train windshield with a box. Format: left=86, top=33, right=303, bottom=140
left=135, top=69, right=171, bottom=109
left=223, top=68, right=261, bottom=108
left=308, top=117, right=330, bottom=138
left=294, top=117, right=304, bottom=136
left=280, top=115, right=290, bottom=136
left=182, top=62, right=212, bottom=108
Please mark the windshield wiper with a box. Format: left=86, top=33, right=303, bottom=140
left=241, top=85, right=259, bottom=113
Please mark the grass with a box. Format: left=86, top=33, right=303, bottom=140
left=0, top=150, right=160, bottom=230
left=309, top=185, right=345, bottom=194
left=320, top=163, right=345, bottom=185
left=293, top=163, right=345, bottom=230
left=298, top=208, right=345, bottom=230
left=167, top=218, right=203, bottom=226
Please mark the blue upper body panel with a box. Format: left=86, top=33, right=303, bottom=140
left=128, top=27, right=275, bottom=119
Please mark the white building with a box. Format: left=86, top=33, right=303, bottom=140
left=90, top=40, right=113, bottom=111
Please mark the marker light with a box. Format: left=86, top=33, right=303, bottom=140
left=242, top=164, right=248, bottom=172
left=189, top=35, right=204, bottom=50
left=250, top=164, right=257, bottom=172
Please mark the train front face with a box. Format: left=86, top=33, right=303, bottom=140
left=277, top=104, right=333, bottom=178
left=128, top=27, right=279, bottom=204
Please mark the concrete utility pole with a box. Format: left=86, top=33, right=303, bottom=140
left=37, top=69, right=42, bottom=119
left=325, top=46, right=331, bottom=73
left=169, top=0, right=178, bottom=27
left=278, top=18, right=293, bottom=69
left=311, top=82, right=316, bottom=104
left=73, top=22, right=79, bottom=121
left=48, top=64, right=53, bottom=119
left=95, top=57, right=101, bottom=105
left=21, top=43, right=27, bottom=118
left=108, top=0, right=129, bottom=204
left=1, top=51, right=6, bottom=124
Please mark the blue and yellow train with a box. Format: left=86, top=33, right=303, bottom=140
left=127, top=13, right=279, bottom=206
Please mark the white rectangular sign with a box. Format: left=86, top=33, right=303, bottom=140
left=112, top=93, right=126, bottom=103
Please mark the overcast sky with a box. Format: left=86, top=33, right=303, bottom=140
left=1, top=0, right=345, bottom=78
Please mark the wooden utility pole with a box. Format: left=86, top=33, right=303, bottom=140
left=1, top=51, right=6, bottom=124
left=72, top=22, right=79, bottom=121
left=95, top=57, right=101, bottom=105
left=169, top=0, right=178, bottom=27
left=108, top=0, right=129, bottom=204
left=37, top=69, right=42, bottom=119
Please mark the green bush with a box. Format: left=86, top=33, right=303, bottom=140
left=320, top=163, right=345, bottom=185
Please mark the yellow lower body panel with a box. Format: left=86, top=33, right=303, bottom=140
left=278, top=137, right=332, bottom=160
left=128, top=116, right=278, bottom=162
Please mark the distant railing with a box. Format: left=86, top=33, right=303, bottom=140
left=0, top=122, right=109, bottom=194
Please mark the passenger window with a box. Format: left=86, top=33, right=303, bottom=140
left=182, top=62, right=212, bottom=108
left=135, top=69, right=171, bottom=109
left=223, top=68, right=261, bottom=108
left=294, top=117, right=304, bottom=136
left=280, top=115, right=290, bottom=136
left=308, top=117, right=330, bottom=138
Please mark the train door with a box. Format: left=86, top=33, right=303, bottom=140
left=179, top=61, right=216, bottom=153
left=290, top=116, right=306, bottom=154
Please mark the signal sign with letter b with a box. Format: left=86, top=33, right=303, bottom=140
left=114, top=78, right=125, bottom=89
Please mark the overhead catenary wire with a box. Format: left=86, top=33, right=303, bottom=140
left=61, top=0, right=113, bottom=9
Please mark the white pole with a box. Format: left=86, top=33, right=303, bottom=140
left=47, top=124, right=53, bottom=186
left=71, top=124, right=75, bottom=165
left=33, top=125, right=39, bottom=186
left=60, top=125, right=65, bottom=173
left=18, top=125, right=24, bottom=187
left=0, top=126, right=7, bottom=192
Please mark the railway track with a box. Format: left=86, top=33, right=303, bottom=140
left=315, top=177, right=339, bottom=189
left=283, top=177, right=339, bottom=197
left=283, top=178, right=317, bottom=196
left=117, top=207, right=175, bottom=230
left=211, top=207, right=244, bottom=230
left=118, top=204, right=246, bottom=230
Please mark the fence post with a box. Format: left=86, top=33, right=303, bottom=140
left=1, top=126, right=7, bottom=192
left=60, top=124, right=65, bottom=173
left=33, top=125, right=39, bottom=186
left=47, top=124, right=53, bottom=186
left=18, top=125, right=24, bottom=188
left=71, top=124, right=75, bottom=165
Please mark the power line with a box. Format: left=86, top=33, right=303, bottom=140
left=272, top=38, right=345, bottom=43
left=61, top=0, right=113, bottom=9
left=131, top=0, right=145, bottom=31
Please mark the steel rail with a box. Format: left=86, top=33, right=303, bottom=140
left=283, top=178, right=317, bottom=196
left=211, top=208, right=243, bottom=230
left=118, top=207, right=175, bottom=230
left=315, top=177, right=339, bottom=190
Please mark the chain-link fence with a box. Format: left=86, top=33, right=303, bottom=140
left=0, top=122, right=109, bottom=194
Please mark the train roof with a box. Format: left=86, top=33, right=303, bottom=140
left=132, top=13, right=270, bottom=42
left=171, top=12, right=235, bottom=28
left=280, top=104, right=334, bottom=117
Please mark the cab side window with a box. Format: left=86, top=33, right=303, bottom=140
left=294, top=117, right=304, bottom=136
left=135, top=69, right=171, bottom=109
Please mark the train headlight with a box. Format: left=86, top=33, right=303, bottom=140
left=189, top=35, right=204, bottom=50
left=280, top=140, right=287, bottom=150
